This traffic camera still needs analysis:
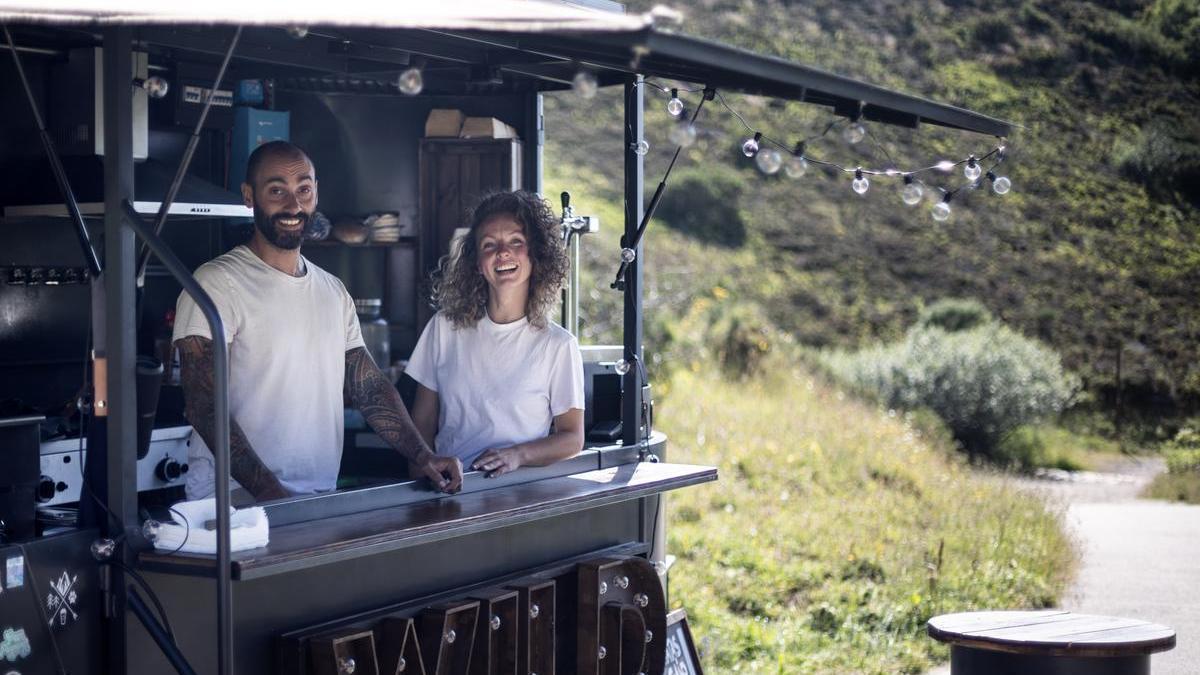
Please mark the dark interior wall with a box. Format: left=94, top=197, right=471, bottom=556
left=281, top=91, right=532, bottom=357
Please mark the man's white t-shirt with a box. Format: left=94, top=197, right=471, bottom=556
left=172, top=245, right=364, bottom=498
left=404, top=311, right=584, bottom=468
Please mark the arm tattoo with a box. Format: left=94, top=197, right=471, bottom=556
left=176, top=336, right=287, bottom=499
left=344, top=347, right=433, bottom=465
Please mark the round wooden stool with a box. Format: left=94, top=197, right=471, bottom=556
left=927, top=610, right=1175, bottom=675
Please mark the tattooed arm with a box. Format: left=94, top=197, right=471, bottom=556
left=344, top=347, right=463, bottom=493
left=176, top=336, right=290, bottom=501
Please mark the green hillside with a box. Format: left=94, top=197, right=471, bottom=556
left=544, top=0, right=1200, bottom=422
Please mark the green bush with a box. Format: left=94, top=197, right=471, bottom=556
left=1163, top=425, right=1200, bottom=474
left=655, top=166, right=747, bottom=248
left=825, top=324, right=1080, bottom=459
left=917, top=298, right=994, bottom=333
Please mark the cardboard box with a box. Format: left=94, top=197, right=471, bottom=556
left=459, top=116, right=519, bottom=139
left=425, top=109, right=465, bottom=137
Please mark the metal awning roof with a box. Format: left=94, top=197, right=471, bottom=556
left=0, top=1, right=1015, bottom=137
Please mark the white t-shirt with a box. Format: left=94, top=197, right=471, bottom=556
left=404, top=311, right=584, bottom=467
left=172, top=245, right=364, bottom=498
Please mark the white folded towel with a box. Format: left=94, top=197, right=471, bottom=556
left=153, top=497, right=270, bottom=555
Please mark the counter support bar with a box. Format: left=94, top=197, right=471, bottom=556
left=120, top=199, right=233, bottom=675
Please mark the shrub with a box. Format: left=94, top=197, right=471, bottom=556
left=655, top=166, right=747, bottom=248
left=825, top=324, right=1079, bottom=459
left=916, top=298, right=993, bottom=333
left=1163, top=425, right=1200, bottom=474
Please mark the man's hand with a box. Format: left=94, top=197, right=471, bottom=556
left=471, top=446, right=525, bottom=478
left=414, top=454, right=463, bottom=493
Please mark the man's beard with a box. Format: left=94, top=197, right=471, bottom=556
left=253, top=204, right=306, bottom=250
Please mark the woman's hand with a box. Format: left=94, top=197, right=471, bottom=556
left=471, top=446, right=526, bottom=478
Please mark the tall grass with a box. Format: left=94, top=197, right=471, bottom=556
left=660, top=363, right=1075, bottom=673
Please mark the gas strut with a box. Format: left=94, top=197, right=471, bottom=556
left=611, top=87, right=714, bottom=291
left=3, top=23, right=103, bottom=278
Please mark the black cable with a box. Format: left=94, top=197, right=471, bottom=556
left=106, top=559, right=177, bottom=644
left=164, top=505, right=192, bottom=556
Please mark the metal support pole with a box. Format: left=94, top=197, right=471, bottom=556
left=122, top=200, right=232, bottom=675
left=621, top=76, right=644, bottom=449
left=522, top=92, right=544, bottom=193
left=101, top=26, right=137, bottom=675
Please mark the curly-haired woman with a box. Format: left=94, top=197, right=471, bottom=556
left=404, top=190, right=585, bottom=478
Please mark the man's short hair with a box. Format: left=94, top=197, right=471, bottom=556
left=244, top=140, right=311, bottom=187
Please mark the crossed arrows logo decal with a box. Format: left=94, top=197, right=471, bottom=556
left=45, top=571, right=79, bottom=628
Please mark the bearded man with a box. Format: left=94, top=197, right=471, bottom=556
left=172, top=141, right=462, bottom=502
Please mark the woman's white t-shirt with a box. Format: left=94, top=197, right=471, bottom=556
left=404, top=311, right=584, bottom=467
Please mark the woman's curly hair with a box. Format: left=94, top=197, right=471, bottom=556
left=432, top=190, right=568, bottom=329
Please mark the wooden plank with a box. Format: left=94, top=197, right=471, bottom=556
left=929, top=611, right=1073, bottom=639
left=928, top=611, right=1176, bottom=658
left=969, top=616, right=1147, bottom=641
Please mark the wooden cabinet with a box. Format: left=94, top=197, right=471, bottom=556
left=417, top=138, right=522, bottom=327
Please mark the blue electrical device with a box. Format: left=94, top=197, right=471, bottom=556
left=229, top=107, right=290, bottom=189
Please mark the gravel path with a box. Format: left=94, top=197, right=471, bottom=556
left=928, top=457, right=1198, bottom=674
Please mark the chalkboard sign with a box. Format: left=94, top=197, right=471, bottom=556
left=665, top=608, right=703, bottom=675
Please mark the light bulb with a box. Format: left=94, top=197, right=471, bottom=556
left=667, top=89, right=684, bottom=116
left=755, top=148, right=783, bottom=175
left=741, top=132, right=762, bottom=157
left=843, top=122, right=866, bottom=145
left=573, top=70, right=599, bottom=99
left=964, top=157, right=982, bottom=180
left=633, top=140, right=649, bottom=156
left=286, top=25, right=309, bottom=40
left=614, top=359, right=631, bottom=375
left=620, top=248, right=636, bottom=264
left=141, top=76, right=170, bottom=99
left=851, top=168, right=869, bottom=195
left=668, top=121, right=697, bottom=147
left=141, top=519, right=161, bottom=542
left=932, top=200, right=952, bottom=222
left=901, top=179, right=923, bottom=206
left=785, top=155, right=808, bottom=179
left=396, top=67, right=423, bottom=95
left=991, top=175, right=1011, bottom=195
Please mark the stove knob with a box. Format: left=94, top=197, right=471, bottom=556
left=37, top=475, right=57, bottom=502
left=156, top=458, right=183, bottom=482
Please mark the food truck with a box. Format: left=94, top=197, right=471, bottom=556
left=0, top=2, right=1014, bottom=673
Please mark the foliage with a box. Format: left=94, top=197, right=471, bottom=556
left=655, top=165, right=749, bottom=247
left=661, top=365, right=1074, bottom=673
left=544, top=0, right=1200, bottom=426
left=916, top=298, right=994, bottom=333
left=824, top=323, right=1079, bottom=458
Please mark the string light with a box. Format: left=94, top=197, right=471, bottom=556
left=901, top=176, right=923, bottom=205
left=742, top=131, right=762, bottom=157
left=638, top=80, right=1011, bottom=220
left=633, top=140, right=650, bottom=156
left=843, top=121, right=866, bottom=145
left=669, top=120, right=697, bottom=147
left=932, top=194, right=952, bottom=221
left=852, top=168, right=869, bottom=195
left=756, top=147, right=783, bottom=174
left=667, top=89, right=684, bottom=116
left=785, top=142, right=808, bottom=179
left=987, top=171, right=1011, bottom=195
left=843, top=103, right=866, bottom=145
left=396, top=66, right=423, bottom=95
left=964, top=155, right=982, bottom=180
left=573, top=70, right=599, bottom=99
left=285, top=25, right=309, bottom=40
